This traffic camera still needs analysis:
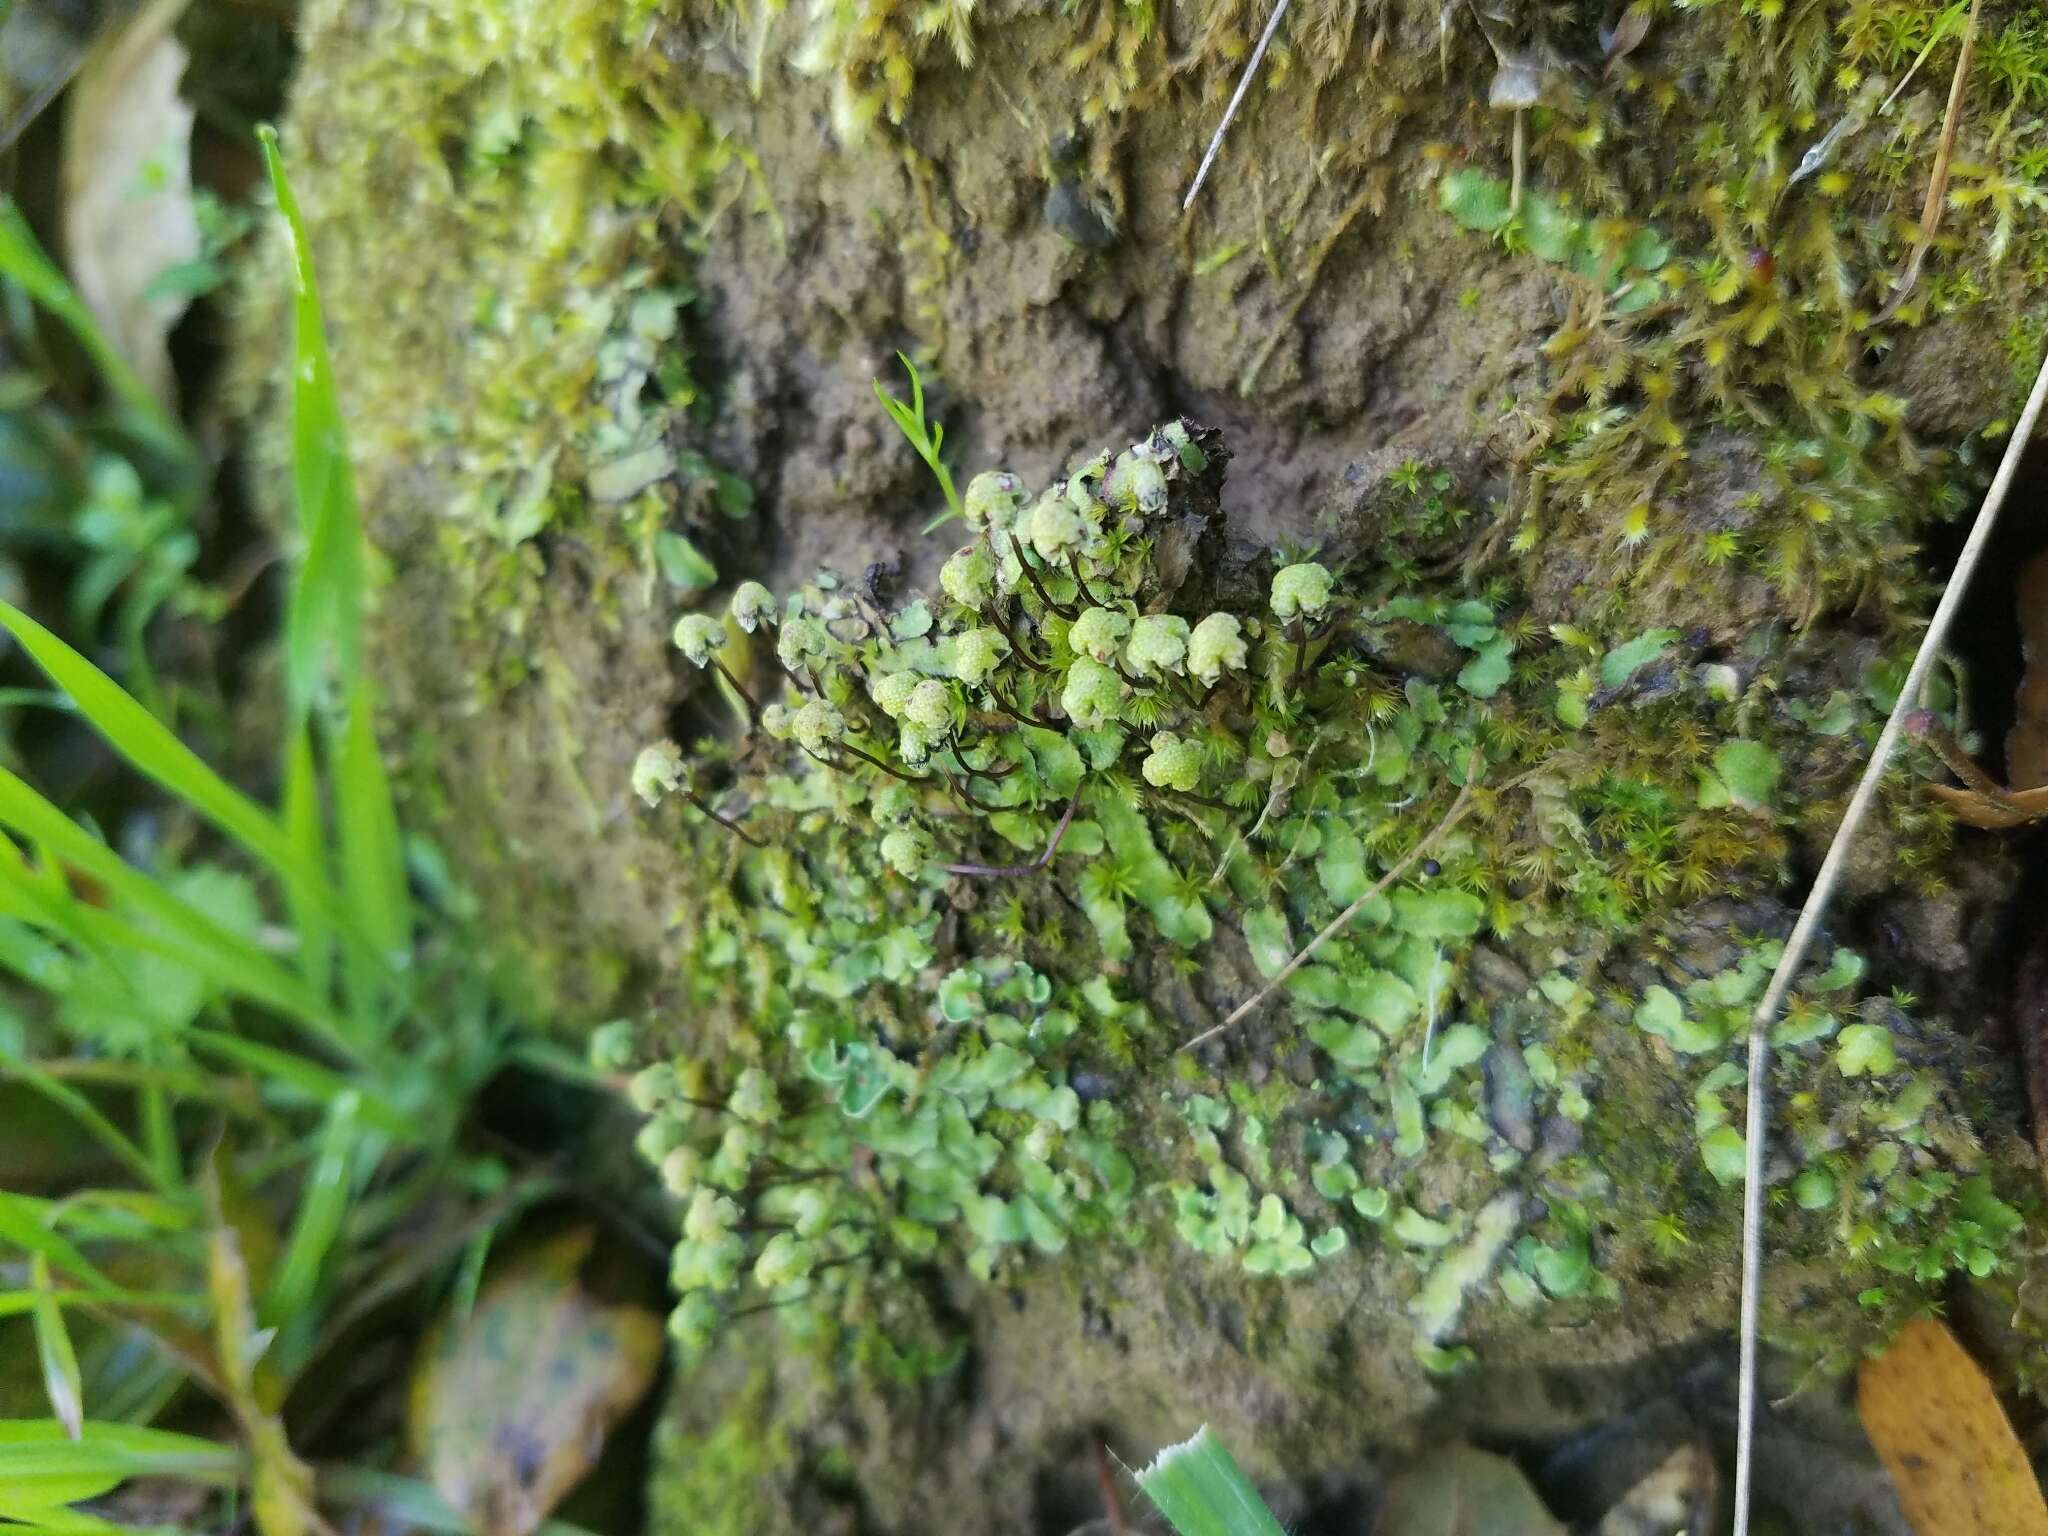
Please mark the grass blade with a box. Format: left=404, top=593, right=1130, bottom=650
left=1135, top=1427, right=1289, bottom=1536
left=336, top=680, right=409, bottom=1021
left=257, top=127, right=364, bottom=720
left=183, top=1028, right=408, bottom=1136
left=0, top=1504, right=163, bottom=1533
left=263, top=1089, right=360, bottom=1326
left=0, top=1066, right=168, bottom=1194
left=873, top=353, right=962, bottom=528
left=0, top=200, right=184, bottom=454
left=0, top=1420, right=241, bottom=1507
left=0, top=793, right=352, bottom=1056
left=0, top=1194, right=118, bottom=1292
left=0, top=1289, right=205, bottom=1318
left=0, top=600, right=314, bottom=901
left=29, top=1255, right=85, bottom=1438
left=282, top=722, right=332, bottom=995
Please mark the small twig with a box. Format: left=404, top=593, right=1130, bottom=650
left=688, top=791, right=765, bottom=848
left=1873, top=0, right=1982, bottom=323
left=1730, top=339, right=2048, bottom=1536
left=1180, top=751, right=1484, bottom=1052
left=1182, top=0, right=1294, bottom=212
left=943, top=796, right=1079, bottom=878
left=1094, top=1437, right=1133, bottom=1536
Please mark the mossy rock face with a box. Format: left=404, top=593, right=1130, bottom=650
left=253, top=0, right=2047, bottom=1528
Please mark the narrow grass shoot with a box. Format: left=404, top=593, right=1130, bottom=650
left=263, top=1089, right=361, bottom=1332
left=259, top=127, right=412, bottom=1033
left=336, top=682, right=411, bottom=1022
left=256, top=126, right=364, bottom=723
left=873, top=352, right=964, bottom=532
left=28, top=1255, right=84, bottom=1438
left=0, top=201, right=188, bottom=461
left=0, top=605, right=300, bottom=879
left=1136, top=1426, right=1289, bottom=1536
left=0, top=1420, right=243, bottom=1514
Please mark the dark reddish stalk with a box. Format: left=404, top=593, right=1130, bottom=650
left=1067, top=552, right=1105, bottom=608
left=687, top=791, right=765, bottom=847
left=1093, top=1439, right=1132, bottom=1536
left=988, top=683, right=1060, bottom=731
left=940, top=765, right=1001, bottom=814
left=837, top=741, right=930, bottom=785
left=984, top=602, right=1052, bottom=673
left=943, top=796, right=1079, bottom=877
left=709, top=658, right=760, bottom=718
left=1011, top=533, right=1076, bottom=618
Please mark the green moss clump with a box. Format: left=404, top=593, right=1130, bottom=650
left=615, top=418, right=2016, bottom=1381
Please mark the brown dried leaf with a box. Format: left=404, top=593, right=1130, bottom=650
left=408, top=1225, right=662, bottom=1536
left=59, top=0, right=200, bottom=410
left=1857, top=1316, right=2048, bottom=1536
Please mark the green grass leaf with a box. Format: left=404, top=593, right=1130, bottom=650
left=336, top=681, right=411, bottom=1017
left=0, top=602, right=312, bottom=893
left=1136, top=1426, right=1288, bottom=1536
left=184, top=1027, right=408, bottom=1135
left=0, top=1195, right=118, bottom=1292
left=0, top=1065, right=168, bottom=1195
left=0, top=785, right=352, bottom=1057
left=283, top=723, right=333, bottom=996
left=264, top=1089, right=361, bottom=1327
left=0, top=1420, right=240, bottom=1511
left=873, top=353, right=962, bottom=527
left=0, top=202, right=186, bottom=458
left=258, top=127, right=365, bottom=720
left=29, top=1255, right=84, bottom=1439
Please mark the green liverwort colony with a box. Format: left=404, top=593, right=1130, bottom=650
left=610, top=421, right=2018, bottom=1373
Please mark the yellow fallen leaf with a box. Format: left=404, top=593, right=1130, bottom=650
left=408, top=1225, right=662, bottom=1536
left=1858, top=1316, right=2048, bottom=1536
